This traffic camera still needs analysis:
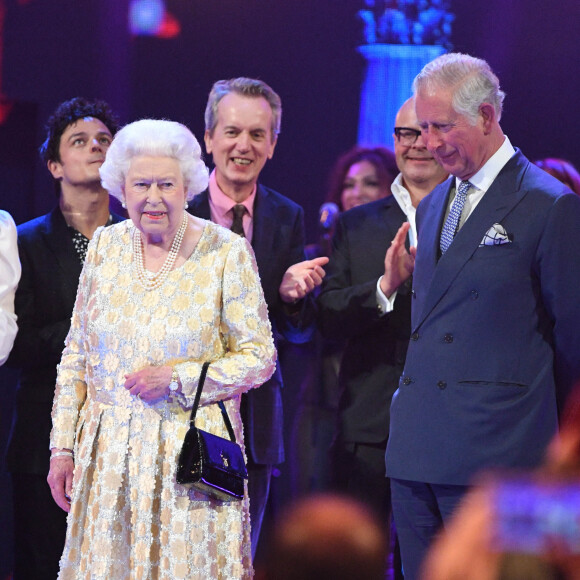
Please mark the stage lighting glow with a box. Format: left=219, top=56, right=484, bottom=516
left=129, top=0, right=165, bottom=36
left=355, top=1, right=454, bottom=147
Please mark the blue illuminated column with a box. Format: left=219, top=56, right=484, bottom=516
left=357, top=44, right=445, bottom=147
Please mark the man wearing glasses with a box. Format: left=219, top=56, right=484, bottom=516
left=389, top=97, right=449, bottom=252
left=318, top=96, right=447, bottom=576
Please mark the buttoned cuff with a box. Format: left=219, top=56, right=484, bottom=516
left=376, top=276, right=397, bottom=316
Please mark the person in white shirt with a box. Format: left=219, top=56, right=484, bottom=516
left=377, top=96, right=448, bottom=310
left=0, top=210, right=21, bottom=365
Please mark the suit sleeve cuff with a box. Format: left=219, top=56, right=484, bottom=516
left=376, top=276, right=397, bottom=316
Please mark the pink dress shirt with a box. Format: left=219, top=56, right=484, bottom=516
left=207, top=170, right=256, bottom=242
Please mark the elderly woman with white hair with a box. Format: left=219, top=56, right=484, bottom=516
left=47, top=119, right=276, bottom=579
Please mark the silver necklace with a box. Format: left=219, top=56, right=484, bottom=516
left=133, top=213, right=188, bottom=291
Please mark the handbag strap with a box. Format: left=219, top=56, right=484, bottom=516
left=188, top=361, right=237, bottom=443
left=188, top=361, right=210, bottom=424
left=218, top=401, right=237, bottom=443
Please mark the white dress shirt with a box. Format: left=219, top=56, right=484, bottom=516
left=376, top=136, right=516, bottom=315
left=443, top=136, right=516, bottom=229
left=0, top=210, right=21, bottom=365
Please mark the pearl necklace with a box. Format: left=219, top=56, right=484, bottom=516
left=133, top=213, right=188, bottom=291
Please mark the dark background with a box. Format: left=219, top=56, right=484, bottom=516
left=1, top=0, right=579, bottom=574
left=1, top=0, right=579, bottom=235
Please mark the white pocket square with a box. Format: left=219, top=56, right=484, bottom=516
left=479, top=223, right=512, bottom=246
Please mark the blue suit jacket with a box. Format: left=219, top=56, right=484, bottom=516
left=386, top=150, right=580, bottom=485
left=188, top=184, right=311, bottom=465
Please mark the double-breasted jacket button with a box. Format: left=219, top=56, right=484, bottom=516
left=437, top=380, right=447, bottom=389
left=443, top=333, right=453, bottom=343
left=410, top=332, right=419, bottom=341
left=402, top=376, right=412, bottom=386
left=471, top=289, right=479, bottom=300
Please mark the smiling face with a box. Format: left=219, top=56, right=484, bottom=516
left=204, top=92, right=277, bottom=200
left=341, top=160, right=389, bottom=211
left=414, top=88, right=491, bottom=181
left=123, top=155, right=186, bottom=244
left=48, top=117, right=113, bottom=189
left=394, top=98, right=448, bottom=190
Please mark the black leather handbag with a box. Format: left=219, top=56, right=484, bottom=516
left=176, top=362, right=248, bottom=501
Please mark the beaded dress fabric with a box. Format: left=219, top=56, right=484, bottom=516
left=50, top=219, right=276, bottom=579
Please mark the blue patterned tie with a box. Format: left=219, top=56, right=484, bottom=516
left=440, top=180, right=471, bottom=254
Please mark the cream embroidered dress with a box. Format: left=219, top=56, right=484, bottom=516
left=50, top=219, right=276, bottom=580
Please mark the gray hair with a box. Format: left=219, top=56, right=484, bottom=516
left=413, top=53, right=505, bottom=124
left=99, top=119, right=209, bottom=201
left=204, top=77, right=282, bottom=141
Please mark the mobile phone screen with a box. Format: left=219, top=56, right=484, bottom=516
left=492, top=478, right=580, bottom=554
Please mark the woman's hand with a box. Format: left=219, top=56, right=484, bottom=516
left=47, top=451, right=74, bottom=513
left=124, top=365, right=173, bottom=402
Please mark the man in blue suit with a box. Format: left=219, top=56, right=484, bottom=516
left=384, top=53, right=580, bottom=579
left=188, top=77, right=328, bottom=558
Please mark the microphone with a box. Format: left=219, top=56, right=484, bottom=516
left=318, top=202, right=340, bottom=232
left=312, top=202, right=340, bottom=258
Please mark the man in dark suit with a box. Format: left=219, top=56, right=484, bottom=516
left=385, top=53, right=580, bottom=579
left=317, top=97, right=447, bottom=576
left=6, top=97, right=122, bottom=580
left=188, top=77, right=328, bottom=557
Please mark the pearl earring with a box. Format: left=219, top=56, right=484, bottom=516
left=184, top=201, right=189, bottom=209
left=121, top=201, right=127, bottom=209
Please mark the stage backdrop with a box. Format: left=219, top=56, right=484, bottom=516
left=1, top=0, right=579, bottom=238
left=0, top=1, right=578, bottom=574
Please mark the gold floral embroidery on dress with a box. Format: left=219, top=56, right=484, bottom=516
left=50, top=220, right=275, bottom=579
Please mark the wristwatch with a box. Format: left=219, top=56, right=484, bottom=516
left=168, top=369, right=180, bottom=393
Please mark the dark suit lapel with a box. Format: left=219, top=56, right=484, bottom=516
left=411, top=179, right=452, bottom=327
left=382, top=195, right=407, bottom=236
left=250, top=185, right=275, bottom=269
left=189, top=186, right=271, bottom=270
left=41, top=208, right=126, bottom=284
left=42, top=207, right=83, bottom=282
left=415, top=151, right=530, bottom=329
left=418, top=178, right=452, bottom=269
left=188, top=190, right=212, bottom=220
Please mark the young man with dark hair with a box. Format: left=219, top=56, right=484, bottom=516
left=6, top=97, right=123, bottom=580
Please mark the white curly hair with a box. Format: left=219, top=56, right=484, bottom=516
left=99, top=119, right=209, bottom=201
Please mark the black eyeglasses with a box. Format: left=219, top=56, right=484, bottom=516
left=394, top=127, right=422, bottom=146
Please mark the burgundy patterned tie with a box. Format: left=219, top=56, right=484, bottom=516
left=230, top=204, right=246, bottom=237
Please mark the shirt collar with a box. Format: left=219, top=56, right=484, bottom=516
left=208, top=169, right=256, bottom=217
left=391, top=173, right=414, bottom=217
left=457, top=135, right=516, bottom=193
